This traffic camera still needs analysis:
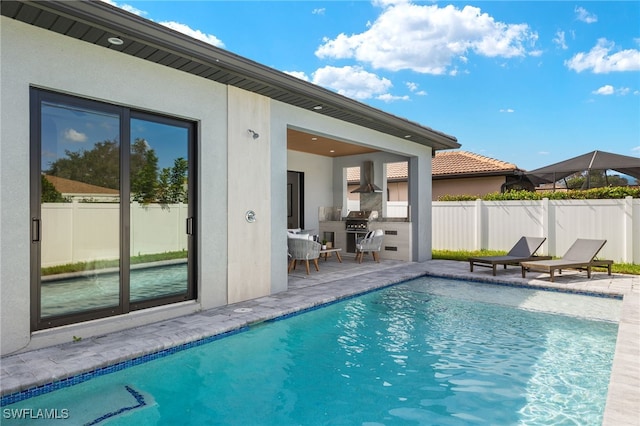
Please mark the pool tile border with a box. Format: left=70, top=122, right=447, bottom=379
left=0, top=327, right=247, bottom=406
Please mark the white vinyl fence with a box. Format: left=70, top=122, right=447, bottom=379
left=433, top=197, right=640, bottom=263
left=42, top=202, right=188, bottom=267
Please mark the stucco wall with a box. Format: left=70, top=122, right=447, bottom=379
left=227, top=87, right=272, bottom=303
left=432, top=176, right=506, bottom=200
left=0, top=17, right=228, bottom=354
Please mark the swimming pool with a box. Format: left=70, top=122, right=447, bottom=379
left=2, top=277, right=619, bottom=425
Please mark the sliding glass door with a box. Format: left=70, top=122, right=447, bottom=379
left=129, top=114, right=192, bottom=308
left=31, top=89, right=196, bottom=330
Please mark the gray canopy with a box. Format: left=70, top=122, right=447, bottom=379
left=526, top=150, right=640, bottom=186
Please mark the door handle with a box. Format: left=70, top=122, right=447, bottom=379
left=186, top=217, right=193, bottom=235
left=31, top=218, right=40, bottom=242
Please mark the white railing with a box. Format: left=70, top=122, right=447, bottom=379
left=433, top=197, right=640, bottom=263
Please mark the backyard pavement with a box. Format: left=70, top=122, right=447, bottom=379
left=1, top=257, right=638, bottom=425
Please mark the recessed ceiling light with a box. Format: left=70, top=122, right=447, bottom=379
left=329, top=149, right=335, bottom=153
left=311, top=137, right=318, bottom=141
left=313, top=105, right=323, bottom=110
left=404, top=135, right=412, bottom=138
left=107, top=37, right=124, bottom=46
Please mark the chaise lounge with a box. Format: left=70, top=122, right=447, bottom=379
left=520, top=238, right=611, bottom=282
left=468, top=236, right=550, bottom=276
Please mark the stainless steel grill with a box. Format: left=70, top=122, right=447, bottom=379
left=345, top=210, right=378, bottom=253
left=345, top=210, right=376, bottom=232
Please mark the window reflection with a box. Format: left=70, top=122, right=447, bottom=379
left=129, top=118, right=189, bottom=303
left=40, top=102, right=121, bottom=317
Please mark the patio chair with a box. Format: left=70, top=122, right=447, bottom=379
left=468, top=236, right=549, bottom=276
left=355, top=229, right=384, bottom=263
left=288, top=237, right=321, bottom=275
left=521, top=238, right=611, bottom=282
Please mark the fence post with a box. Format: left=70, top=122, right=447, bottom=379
left=624, top=196, right=633, bottom=263
left=541, top=198, right=552, bottom=256
left=474, top=198, right=482, bottom=251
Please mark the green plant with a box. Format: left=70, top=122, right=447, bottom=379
left=438, top=187, right=640, bottom=201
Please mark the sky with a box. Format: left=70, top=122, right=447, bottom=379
left=104, top=0, right=639, bottom=171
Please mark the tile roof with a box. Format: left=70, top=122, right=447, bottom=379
left=44, top=175, right=119, bottom=195
left=346, top=152, right=519, bottom=182
left=432, top=151, right=518, bottom=177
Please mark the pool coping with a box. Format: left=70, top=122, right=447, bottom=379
left=1, top=260, right=638, bottom=424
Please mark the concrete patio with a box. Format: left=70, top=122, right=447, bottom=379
left=1, top=257, right=638, bottom=424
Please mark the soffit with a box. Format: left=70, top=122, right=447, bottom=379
left=287, top=129, right=378, bottom=158
left=1, top=0, right=460, bottom=152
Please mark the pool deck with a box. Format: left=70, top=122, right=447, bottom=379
left=1, top=258, right=638, bottom=424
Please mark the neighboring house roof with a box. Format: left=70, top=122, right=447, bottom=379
left=44, top=175, right=119, bottom=196
left=1, top=1, right=459, bottom=152
left=347, top=152, right=523, bottom=183
left=432, top=151, right=520, bottom=179
left=346, top=162, right=408, bottom=183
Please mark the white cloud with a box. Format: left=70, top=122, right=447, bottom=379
left=159, top=21, right=224, bottom=47
left=312, top=8, right=325, bottom=15
left=499, top=108, right=515, bottom=113
left=593, top=85, right=633, bottom=96
left=415, top=90, right=428, bottom=96
left=553, top=31, right=567, bottom=50
left=406, top=82, right=418, bottom=92
left=575, top=6, right=597, bottom=24
left=377, top=93, right=410, bottom=102
left=100, top=1, right=224, bottom=47
left=632, top=146, right=640, bottom=153
left=99, top=0, right=146, bottom=16
left=311, top=66, right=393, bottom=100
left=566, top=38, right=640, bottom=73
left=64, top=128, right=88, bottom=143
left=315, top=3, right=538, bottom=75
left=283, top=71, right=310, bottom=81
left=593, top=85, right=614, bottom=95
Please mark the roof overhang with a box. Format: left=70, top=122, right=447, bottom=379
left=1, top=0, right=459, bottom=151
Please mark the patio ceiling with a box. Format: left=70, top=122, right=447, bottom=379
left=287, top=129, right=379, bottom=158
left=1, top=0, right=459, bottom=152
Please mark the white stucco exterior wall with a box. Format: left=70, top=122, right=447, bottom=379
left=0, top=17, right=229, bottom=354
left=227, top=87, right=272, bottom=303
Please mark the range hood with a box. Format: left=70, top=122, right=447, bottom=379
left=351, top=161, right=382, bottom=193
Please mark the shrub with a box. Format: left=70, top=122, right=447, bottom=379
left=438, top=187, right=640, bottom=201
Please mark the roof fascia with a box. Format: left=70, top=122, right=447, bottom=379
left=23, top=0, right=459, bottom=150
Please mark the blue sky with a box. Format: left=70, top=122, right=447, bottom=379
left=105, top=0, right=639, bottom=171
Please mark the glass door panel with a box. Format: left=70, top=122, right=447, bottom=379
left=39, top=101, right=121, bottom=318
left=129, top=117, right=190, bottom=304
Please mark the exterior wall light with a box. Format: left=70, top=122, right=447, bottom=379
left=247, top=129, right=260, bottom=139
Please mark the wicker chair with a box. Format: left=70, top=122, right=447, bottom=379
left=287, top=238, right=321, bottom=274
left=355, top=229, right=384, bottom=263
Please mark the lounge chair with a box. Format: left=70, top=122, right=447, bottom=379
left=468, top=236, right=550, bottom=276
left=521, top=238, right=611, bottom=282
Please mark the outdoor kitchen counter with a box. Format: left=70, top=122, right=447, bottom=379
left=319, top=221, right=412, bottom=261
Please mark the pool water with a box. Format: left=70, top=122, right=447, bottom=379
left=41, top=262, right=187, bottom=317
left=4, top=278, right=619, bottom=425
